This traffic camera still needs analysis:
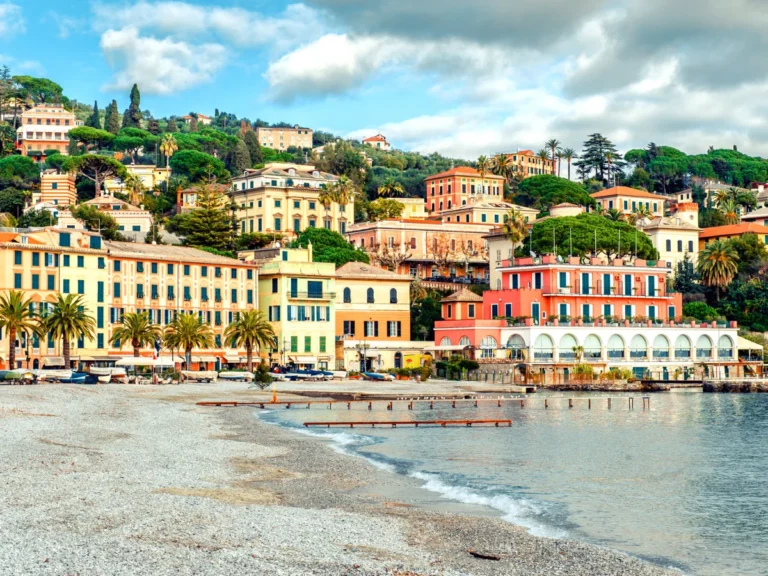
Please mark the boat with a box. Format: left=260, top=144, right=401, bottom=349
left=89, top=367, right=127, bottom=383
left=362, top=372, right=395, bottom=382
left=0, top=370, right=34, bottom=384
left=59, top=372, right=89, bottom=384
left=181, top=370, right=218, bottom=383
left=217, top=371, right=254, bottom=381
left=34, top=369, right=73, bottom=382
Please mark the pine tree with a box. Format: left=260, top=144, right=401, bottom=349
left=106, top=100, right=121, bottom=134
left=86, top=101, right=102, bottom=129
left=574, top=133, right=625, bottom=185
left=243, top=130, right=263, bottom=166
left=167, top=118, right=179, bottom=133
left=183, top=181, right=235, bottom=251
left=122, top=84, right=143, bottom=128
left=673, top=253, right=700, bottom=295
left=230, top=139, right=251, bottom=175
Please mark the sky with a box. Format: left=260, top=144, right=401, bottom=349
left=2, top=0, right=768, bottom=161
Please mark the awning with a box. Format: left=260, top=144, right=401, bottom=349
left=114, top=357, right=177, bottom=367
left=77, top=355, right=96, bottom=362
left=737, top=336, right=764, bottom=351
left=192, top=355, right=218, bottom=363
left=224, top=353, right=243, bottom=363
left=42, top=356, right=65, bottom=367
left=289, top=355, right=317, bottom=364
left=423, top=345, right=470, bottom=351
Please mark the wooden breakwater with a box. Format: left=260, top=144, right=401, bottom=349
left=703, top=380, right=768, bottom=393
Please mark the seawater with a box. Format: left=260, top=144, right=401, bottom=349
left=259, top=390, right=768, bottom=576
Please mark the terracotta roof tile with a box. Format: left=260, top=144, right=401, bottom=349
left=425, top=166, right=505, bottom=181
left=335, top=261, right=410, bottom=280
left=591, top=186, right=668, bottom=200
left=440, top=287, right=483, bottom=303
left=699, top=223, right=768, bottom=239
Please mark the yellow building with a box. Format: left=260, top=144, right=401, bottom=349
left=230, top=163, right=353, bottom=237
left=255, top=125, right=313, bottom=150
left=36, top=169, right=77, bottom=207
left=16, top=103, right=83, bottom=158
left=591, top=186, right=667, bottom=217
left=636, top=203, right=700, bottom=269
left=241, top=245, right=336, bottom=369
left=504, top=149, right=556, bottom=178
left=103, top=164, right=171, bottom=195
left=699, top=223, right=768, bottom=250
left=440, top=200, right=538, bottom=226
left=58, top=195, right=154, bottom=240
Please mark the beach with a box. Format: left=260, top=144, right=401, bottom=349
left=0, top=382, right=675, bottom=576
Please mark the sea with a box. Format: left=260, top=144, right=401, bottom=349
left=259, top=389, right=768, bottom=576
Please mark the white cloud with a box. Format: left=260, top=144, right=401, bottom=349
left=99, top=27, right=227, bottom=95
left=0, top=54, right=44, bottom=75
left=0, top=3, right=24, bottom=37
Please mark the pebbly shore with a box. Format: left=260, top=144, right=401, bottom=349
left=0, top=383, right=676, bottom=575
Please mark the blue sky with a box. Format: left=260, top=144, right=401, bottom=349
left=3, top=1, right=768, bottom=160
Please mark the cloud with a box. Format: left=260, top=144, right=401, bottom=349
left=99, top=27, right=227, bottom=95
left=0, top=54, right=44, bottom=75
left=0, top=3, right=24, bottom=37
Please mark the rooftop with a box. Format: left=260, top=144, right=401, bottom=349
left=591, top=186, right=668, bottom=201
left=425, top=166, right=505, bottom=181
left=636, top=215, right=700, bottom=231
left=699, top=223, right=768, bottom=239
left=740, top=206, right=768, bottom=220
left=440, top=200, right=535, bottom=214
left=363, top=134, right=387, bottom=142
left=441, top=287, right=484, bottom=303
left=335, top=261, right=410, bottom=281
left=104, top=241, right=248, bottom=265
left=233, top=163, right=337, bottom=182
left=82, top=196, right=148, bottom=212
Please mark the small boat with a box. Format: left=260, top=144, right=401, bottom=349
left=0, top=370, right=34, bottom=384
left=59, top=372, right=88, bottom=384
left=217, top=371, right=254, bottom=381
left=181, top=370, right=218, bottom=383
left=89, top=367, right=127, bottom=383
left=363, top=372, right=395, bottom=382
left=34, top=369, right=73, bottom=382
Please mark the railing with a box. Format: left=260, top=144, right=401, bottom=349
left=288, top=291, right=335, bottom=300
left=545, top=282, right=673, bottom=298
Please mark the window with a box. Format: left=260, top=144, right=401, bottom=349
left=77, top=280, right=84, bottom=294
left=274, top=200, right=281, bottom=208
left=63, top=255, right=70, bottom=267
left=666, top=239, right=671, bottom=251
left=367, top=288, right=375, bottom=303
left=688, top=241, right=694, bottom=252
left=32, top=274, right=39, bottom=289
left=59, top=233, right=70, bottom=247
left=167, top=263, right=174, bottom=274
left=97, top=307, right=104, bottom=329
left=51, top=182, right=58, bottom=190
left=215, top=267, right=222, bottom=278
left=668, top=306, right=676, bottom=320
left=63, top=279, right=70, bottom=294
left=272, top=278, right=279, bottom=293
left=390, top=288, right=398, bottom=304
left=511, top=274, right=519, bottom=289
left=167, top=285, right=174, bottom=300
left=183, top=265, right=190, bottom=276
left=97, top=334, right=104, bottom=349
left=319, top=336, right=327, bottom=353
left=387, top=321, right=402, bottom=337
left=201, top=266, right=207, bottom=277
left=215, top=311, right=222, bottom=326
left=247, top=269, right=253, bottom=280
left=137, top=284, right=144, bottom=299
left=275, top=218, right=281, bottom=231
left=677, top=240, right=683, bottom=252
left=231, top=288, right=237, bottom=303
left=214, top=288, right=222, bottom=302
left=343, top=320, right=355, bottom=336
left=364, top=320, right=378, bottom=337
left=137, top=262, right=144, bottom=273
left=201, top=287, right=208, bottom=301
left=307, top=281, right=323, bottom=298
left=77, top=255, right=84, bottom=268
left=533, top=273, right=542, bottom=290
left=112, top=282, right=120, bottom=298
left=151, top=262, right=158, bottom=274
left=183, top=286, right=191, bottom=301
left=447, top=304, right=452, bottom=318
left=290, top=336, right=298, bottom=353
left=151, top=285, right=159, bottom=299
left=268, top=305, right=281, bottom=321
left=247, top=290, right=253, bottom=304
left=304, top=336, right=311, bottom=352
left=294, top=218, right=301, bottom=232
left=231, top=268, right=237, bottom=280
left=97, top=282, right=104, bottom=303
left=114, top=260, right=121, bottom=272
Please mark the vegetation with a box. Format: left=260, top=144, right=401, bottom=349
left=39, top=294, right=96, bottom=368
left=697, top=239, right=739, bottom=300
left=293, top=227, right=369, bottom=267
left=163, top=313, right=214, bottom=368
left=70, top=204, right=123, bottom=240
left=513, top=175, right=595, bottom=213
left=0, top=290, right=40, bottom=369
left=109, top=312, right=162, bottom=357
left=223, top=310, right=276, bottom=373
left=169, top=180, right=235, bottom=251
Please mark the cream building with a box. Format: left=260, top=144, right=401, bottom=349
left=362, top=134, right=391, bottom=151
left=16, top=103, right=83, bottom=157
left=398, top=197, right=429, bottom=219
left=32, top=169, right=77, bottom=207
left=256, top=125, right=313, bottom=150
left=103, top=165, right=171, bottom=196
left=58, top=195, right=154, bottom=241
left=229, top=163, right=352, bottom=237
left=440, top=199, right=538, bottom=226
left=636, top=203, right=700, bottom=270
left=591, top=186, right=667, bottom=217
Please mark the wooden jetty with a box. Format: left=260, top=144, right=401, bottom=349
left=303, top=419, right=512, bottom=428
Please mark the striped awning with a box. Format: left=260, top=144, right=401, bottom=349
left=224, top=353, right=243, bottom=363
left=42, top=356, right=65, bottom=367
left=191, top=355, right=218, bottom=363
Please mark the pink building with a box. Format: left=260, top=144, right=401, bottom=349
left=424, top=167, right=505, bottom=214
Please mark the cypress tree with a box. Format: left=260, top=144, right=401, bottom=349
left=147, top=118, right=160, bottom=135
left=106, top=100, right=121, bottom=134
left=86, top=101, right=101, bottom=129
left=167, top=118, right=179, bottom=133
left=230, top=139, right=252, bottom=175
left=243, top=130, right=263, bottom=165
left=122, top=84, right=143, bottom=128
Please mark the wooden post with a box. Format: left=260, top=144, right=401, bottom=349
left=568, top=398, right=573, bottom=409
left=588, top=399, right=591, bottom=409
left=545, top=398, right=548, bottom=409
left=520, top=399, right=525, bottom=408
left=608, top=398, right=611, bottom=409
left=368, top=402, right=372, bottom=411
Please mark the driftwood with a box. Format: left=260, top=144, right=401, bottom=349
left=468, top=549, right=501, bottom=561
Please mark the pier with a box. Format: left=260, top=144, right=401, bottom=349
left=303, top=419, right=512, bottom=428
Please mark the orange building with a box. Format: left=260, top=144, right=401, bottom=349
left=424, top=167, right=505, bottom=214
left=15, top=103, right=83, bottom=158
left=504, top=149, right=555, bottom=178
left=699, top=223, right=768, bottom=250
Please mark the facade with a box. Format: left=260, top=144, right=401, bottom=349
left=16, top=103, right=83, bottom=158
left=346, top=219, right=493, bottom=281
left=440, top=200, right=538, bottom=226
left=229, top=163, right=352, bottom=237
left=180, top=114, right=212, bottom=126
left=591, top=186, right=667, bottom=217
left=699, top=223, right=768, bottom=249
left=242, top=246, right=336, bottom=369
left=58, top=196, right=154, bottom=239
left=424, top=167, right=505, bottom=215
left=548, top=203, right=585, bottom=217
left=103, top=165, right=171, bottom=195
left=636, top=203, right=700, bottom=269
left=398, top=197, right=429, bottom=219
left=362, top=134, right=391, bottom=151
left=431, top=257, right=756, bottom=382
left=36, top=169, right=77, bottom=207
left=740, top=206, right=768, bottom=226
left=504, top=149, right=555, bottom=178
left=255, top=125, right=313, bottom=150
left=334, top=261, right=418, bottom=371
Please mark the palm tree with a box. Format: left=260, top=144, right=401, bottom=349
left=39, top=294, right=96, bottom=369
left=159, top=133, right=178, bottom=168
left=535, top=149, right=550, bottom=175
left=697, top=239, right=739, bottom=301
left=719, top=198, right=740, bottom=224
left=163, top=313, right=214, bottom=369
left=0, top=290, right=40, bottom=370
left=331, top=175, right=357, bottom=207
left=109, top=312, right=161, bottom=357
left=318, top=186, right=335, bottom=221
left=572, top=345, right=584, bottom=363
left=123, top=173, right=145, bottom=206
left=629, top=205, right=653, bottom=224
left=477, top=155, right=490, bottom=193
left=377, top=177, right=405, bottom=198
left=502, top=208, right=527, bottom=247
left=555, top=150, right=564, bottom=177
left=545, top=139, right=560, bottom=174
left=561, top=148, right=577, bottom=180
left=224, top=310, right=275, bottom=373
left=605, top=208, right=624, bottom=221
left=714, top=189, right=732, bottom=206
left=491, top=153, right=512, bottom=181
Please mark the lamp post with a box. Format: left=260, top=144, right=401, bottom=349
left=25, top=332, right=31, bottom=370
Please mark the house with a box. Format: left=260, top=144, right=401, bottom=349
left=255, top=125, right=313, bottom=150
left=424, top=166, right=505, bottom=214
left=362, top=134, right=391, bottom=151
left=636, top=203, right=700, bottom=269
left=15, top=103, right=83, bottom=159
left=57, top=195, right=154, bottom=242
left=440, top=199, right=538, bottom=226
left=503, top=149, right=555, bottom=178
left=699, top=223, right=768, bottom=250
left=591, top=186, right=667, bottom=217
left=103, top=164, right=171, bottom=196
left=34, top=169, right=77, bottom=207
left=180, top=113, right=212, bottom=126
left=740, top=206, right=768, bottom=226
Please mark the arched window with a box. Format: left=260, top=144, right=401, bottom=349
left=718, top=335, right=733, bottom=358
left=534, top=334, right=554, bottom=359
left=343, top=287, right=351, bottom=303
left=653, top=335, right=670, bottom=358
left=607, top=334, right=625, bottom=358
left=584, top=334, right=602, bottom=360
left=480, top=336, right=497, bottom=358
left=630, top=335, right=647, bottom=359
left=390, top=288, right=398, bottom=304
left=507, top=334, right=525, bottom=360
left=440, top=337, right=452, bottom=346
left=559, top=334, right=578, bottom=360
left=696, top=335, right=713, bottom=358
left=675, top=335, right=691, bottom=358
left=366, top=288, right=375, bottom=304
left=459, top=336, right=471, bottom=347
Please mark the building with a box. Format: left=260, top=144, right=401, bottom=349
left=740, top=206, right=768, bottom=226
left=591, top=186, right=667, bottom=217
left=699, top=223, right=768, bottom=250
left=36, top=169, right=77, bottom=207
left=430, top=255, right=757, bottom=382
left=504, top=149, right=555, bottom=178
left=397, top=197, right=429, bottom=220
left=58, top=195, right=154, bottom=241
left=334, top=261, right=422, bottom=371
left=636, top=203, right=700, bottom=269
left=229, top=163, right=352, bottom=237
left=424, top=167, right=505, bottom=215
left=179, top=184, right=231, bottom=214
left=180, top=114, right=212, bottom=126
left=103, top=165, right=171, bottom=196
left=256, top=125, right=313, bottom=150
left=548, top=203, right=585, bottom=218
left=346, top=219, right=493, bottom=281
left=15, top=103, right=83, bottom=158
left=440, top=200, right=538, bottom=226
left=362, top=134, right=391, bottom=151
left=241, top=246, right=336, bottom=370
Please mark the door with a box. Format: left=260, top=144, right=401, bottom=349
left=648, top=275, right=656, bottom=297
left=531, top=303, right=540, bottom=326
left=581, top=272, right=590, bottom=294
left=394, top=352, right=402, bottom=369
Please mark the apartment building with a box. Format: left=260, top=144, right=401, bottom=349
left=58, top=195, right=154, bottom=239
left=424, top=167, right=505, bottom=215
left=103, top=164, right=171, bottom=196
left=35, top=169, right=77, bottom=207
left=635, top=203, right=700, bottom=269
left=440, top=200, right=538, bottom=226
left=699, top=223, right=768, bottom=250
left=591, top=186, right=667, bottom=217
left=256, top=125, right=313, bottom=150
left=16, top=103, right=83, bottom=158
left=504, top=149, right=555, bottom=178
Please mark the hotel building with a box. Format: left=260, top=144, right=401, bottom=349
left=591, top=186, right=667, bottom=217
left=424, top=167, right=505, bottom=215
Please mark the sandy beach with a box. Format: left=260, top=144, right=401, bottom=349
left=0, top=382, right=675, bottom=575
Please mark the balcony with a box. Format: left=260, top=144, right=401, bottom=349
left=287, top=291, right=335, bottom=300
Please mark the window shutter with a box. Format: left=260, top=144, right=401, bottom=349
left=374, top=322, right=379, bottom=337
left=397, top=321, right=402, bottom=337
left=351, top=321, right=355, bottom=336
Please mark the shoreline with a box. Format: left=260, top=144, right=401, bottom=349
left=0, top=383, right=677, bottom=575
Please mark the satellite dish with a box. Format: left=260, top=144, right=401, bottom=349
left=529, top=251, right=537, bottom=258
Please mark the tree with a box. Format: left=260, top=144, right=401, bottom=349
left=330, top=175, right=357, bottom=206
left=367, top=198, right=404, bottom=221
left=106, top=100, right=121, bottom=134
left=224, top=310, right=275, bottom=373
left=122, top=173, right=145, bottom=206
left=294, top=227, right=369, bottom=267
left=12, top=75, right=64, bottom=104
left=243, top=130, right=263, bottom=165
left=181, top=180, right=235, bottom=251
left=502, top=208, right=527, bottom=246
left=40, top=294, right=96, bottom=368
left=477, top=155, right=490, bottom=191
left=683, top=302, right=720, bottom=321
left=0, top=290, right=41, bottom=369
left=513, top=175, right=595, bottom=213
left=0, top=122, right=16, bottom=156
left=427, top=233, right=456, bottom=275
left=0, top=187, right=27, bottom=216
left=146, top=118, right=160, bottom=135
left=561, top=148, right=577, bottom=180
left=109, top=312, right=161, bottom=357
left=122, top=83, right=142, bottom=128
left=62, top=155, right=128, bottom=196
left=169, top=150, right=230, bottom=183
left=536, top=149, right=551, bottom=173
left=70, top=204, right=121, bottom=240
left=718, top=198, right=740, bottom=225
left=17, top=209, right=57, bottom=228
left=229, top=138, right=251, bottom=175
left=575, top=133, right=625, bottom=185
left=411, top=290, right=442, bottom=340
left=189, top=115, right=199, bottom=133
left=67, top=126, right=115, bottom=152
left=728, top=233, right=768, bottom=276
left=114, top=127, right=155, bottom=163
left=545, top=139, right=560, bottom=172
left=0, top=154, right=39, bottom=181
left=377, top=177, right=405, bottom=198
left=491, top=153, right=512, bottom=181
left=86, top=101, right=101, bottom=129
left=697, top=239, right=739, bottom=300
left=163, top=313, right=214, bottom=369
left=673, top=253, right=700, bottom=295
left=159, top=133, right=178, bottom=168
left=166, top=117, right=179, bottom=133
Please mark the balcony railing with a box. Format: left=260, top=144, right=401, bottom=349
left=545, top=282, right=673, bottom=298
left=287, top=291, right=335, bottom=300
